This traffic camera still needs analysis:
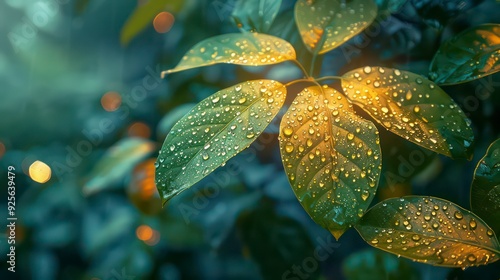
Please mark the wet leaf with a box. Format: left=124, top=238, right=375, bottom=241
left=429, top=24, right=500, bottom=85
left=341, top=66, right=474, bottom=160
left=356, top=196, right=500, bottom=268
left=155, top=80, right=286, bottom=204
left=232, top=0, right=282, bottom=33
left=342, top=248, right=420, bottom=280
left=83, top=138, right=157, bottom=196
left=294, top=0, right=378, bottom=54
left=471, top=138, right=500, bottom=235
left=162, top=33, right=296, bottom=76
left=120, top=0, right=184, bottom=45
left=279, top=86, right=382, bottom=240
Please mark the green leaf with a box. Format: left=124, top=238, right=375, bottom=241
left=429, top=24, right=500, bottom=85
left=471, top=138, right=500, bottom=235
left=279, top=86, right=382, bottom=240
left=155, top=80, right=286, bottom=204
left=355, top=196, right=500, bottom=268
left=232, top=0, right=282, bottom=33
left=341, top=66, right=474, bottom=160
left=120, top=0, right=184, bottom=45
left=162, top=33, right=296, bottom=76
left=374, top=0, right=407, bottom=14
left=342, top=249, right=420, bottom=280
left=83, top=138, right=157, bottom=196
left=237, top=205, right=319, bottom=280
left=294, top=0, right=378, bottom=54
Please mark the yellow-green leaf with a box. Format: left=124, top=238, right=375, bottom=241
left=429, top=24, right=500, bottom=85
left=279, top=86, right=382, bottom=240
left=294, top=0, right=378, bottom=54
left=341, top=67, right=474, bottom=160
left=355, top=196, right=500, bottom=268
left=232, top=0, right=282, bottom=33
left=471, top=138, right=500, bottom=235
left=162, top=33, right=296, bottom=76
left=120, top=0, right=184, bottom=45
left=83, top=138, right=157, bottom=196
left=155, top=80, right=286, bottom=204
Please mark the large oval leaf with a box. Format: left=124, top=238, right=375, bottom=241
left=294, top=0, right=378, bottom=54
left=232, top=0, right=282, bottom=33
left=471, top=138, right=500, bottom=235
left=162, top=33, right=296, bottom=76
left=341, top=67, right=474, bottom=159
left=429, top=24, right=500, bottom=85
left=155, top=80, right=286, bottom=204
left=355, top=196, right=500, bottom=268
left=279, top=86, right=382, bottom=240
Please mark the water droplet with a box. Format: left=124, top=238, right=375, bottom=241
left=454, top=211, right=463, bottom=220
left=202, top=153, right=210, bottom=160
left=394, top=69, right=401, bottom=76
left=487, top=230, right=494, bottom=237
left=469, top=219, right=477, bottom=230
left=411, top=234, right=421, bottom=241
left=170, top=145, right=175, bottom=151
left=235, top=84, right=242, bottom=92
left=415, top=78, right=423, bottom=84
left=361, top=190, right=369, bottom=201
left=283, top=127, right=293, bottom=137
left=246, top=132, right=255, bottom=139
left=373, top=81, right=380, bottom=88
left=238, top=97, right=246, bottom=104
left=371, top=239, right=379, bottom=244
left=204, top=144, right=211, bottom=150
left=363, top=66, right=372, bottom=74
left=467, top=254, right=477, bottom=262
left=347, top=133, right=354, bottom=140
left=285, top=143, right=294, bottom=153
left=212, top=97, right=220, bottom=103
left=413, top=106, right=420, bottom=113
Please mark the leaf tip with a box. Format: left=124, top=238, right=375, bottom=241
left=161, top=70, right=170, bottom=79
left=331, top=229, right=346, bottom=241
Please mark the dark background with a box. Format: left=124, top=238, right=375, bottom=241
left=0, top=0, right=499, bottom=279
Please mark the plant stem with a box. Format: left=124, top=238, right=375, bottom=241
left=309, top=52, right=318, bottom=77
left=315, top=76, right=343, bottom=83
left=291, top=60, right=310, bottom=79
left=284, top=78, right=314, bottom=88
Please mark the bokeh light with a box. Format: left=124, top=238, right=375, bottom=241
left=127, top=122, right=151, bottom=138
left=101, top=91, right=122, bottom=112
left=0, top=141, right=5, bottom=159
left=153, top=12, right=175, bottom=33
left=136, top=225, right=153, bottom=241
left=29, top=160, right=52, bottom=183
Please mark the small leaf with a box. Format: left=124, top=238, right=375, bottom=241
left=155, top=80, right=286, bottom=204
left=429, top=24, right=500, bottom=85
left=232, top=0, right=282, bottom=33
left=83, top=138, right=157, bottom=196
left=342, top=248, right=420, bottom=280
left=294, top=0, right=378, bottom=54
left=355, top=196, right=500, bottom=268
left=471, top=138, right=500, bottom=234
left=341, top=66, right=474, bottom=159
left=120, top=0, right=184, bottom=45
left=279, top=86, right=382, bottom=240
left=375, top=0, right=407, bottom=14
left=162, top=33, right=296, bottom=76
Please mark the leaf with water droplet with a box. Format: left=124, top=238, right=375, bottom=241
left=83, top=138, right=157, bottom=196
left=156, top=80, right=286, bottom=204
left=342, top=67, right=474, bottom=160
left=162, top=33, right=296, bottom=76
left=279, top=86, right=382, bottom=240
left=355, top=196, right=500, bottom=268
left=294, top=0, right=378, bottom=54
left=429, top=24, right=500, bottom=85
left=232, top=0, right=282, bottom=33
left=471, top=138, right=500, bottom=235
